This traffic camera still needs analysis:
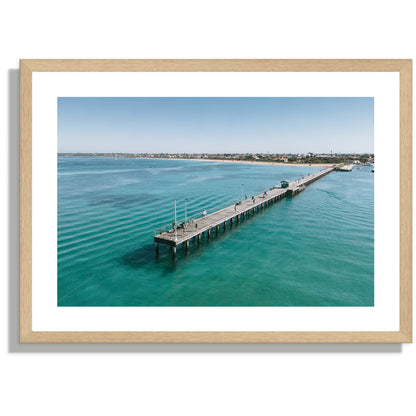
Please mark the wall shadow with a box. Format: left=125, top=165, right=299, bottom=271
left=8, top=68, right=20, bottom=353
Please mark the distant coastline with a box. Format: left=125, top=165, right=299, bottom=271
left=58, top=152, right=370, bottom=168
left=58, top=154, right=333, bottom=167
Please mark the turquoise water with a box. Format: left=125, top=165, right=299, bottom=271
left=58, top=157, right=374, bottom=306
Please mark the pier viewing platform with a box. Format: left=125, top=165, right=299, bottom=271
left=154, top=166, right=335, bottom=254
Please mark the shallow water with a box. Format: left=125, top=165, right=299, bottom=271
left=58, top=157, right=374, bottom=306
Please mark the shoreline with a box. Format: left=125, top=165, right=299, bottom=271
left=58, top=155, right=334, bottom=168
left=159, top=158, right=334, bottom=168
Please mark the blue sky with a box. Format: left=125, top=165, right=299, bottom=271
left=58, top=97, right=374, bottom=154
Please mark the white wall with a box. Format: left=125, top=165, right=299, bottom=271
left=1, top=1, right=414, bottom=415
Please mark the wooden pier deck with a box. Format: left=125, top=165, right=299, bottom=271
left=287, top=166, right=335, bottom=195
left=154, top=166, right=335, bottom=253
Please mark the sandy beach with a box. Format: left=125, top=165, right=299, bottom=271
left=170, top=158, right=334, bottom=168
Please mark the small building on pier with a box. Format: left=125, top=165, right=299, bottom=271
left=281, top=180, right=290, bottom=188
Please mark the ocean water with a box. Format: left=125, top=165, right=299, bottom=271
left=58, top=157, right=374, bottom=306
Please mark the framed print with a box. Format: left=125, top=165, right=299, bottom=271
left=20, top=59, right=412, bottom=343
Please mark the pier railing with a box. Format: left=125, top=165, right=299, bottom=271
left=153, top=199, right=240, bottom=237
left=153, top=191, right=276, bottom=237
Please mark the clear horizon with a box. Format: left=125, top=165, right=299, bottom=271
left=58, top=97, right=374, bottom=154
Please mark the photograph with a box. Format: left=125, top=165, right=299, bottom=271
left=57, top=96, right=374, bottom=307
left=3, top=5, right=414, bottom=416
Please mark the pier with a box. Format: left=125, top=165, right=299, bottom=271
left=154, top=166, right=335, bottom=255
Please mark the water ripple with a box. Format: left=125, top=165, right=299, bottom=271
left=58, top=157, right=374, bottom=307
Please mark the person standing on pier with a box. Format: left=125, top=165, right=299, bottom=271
left=202, top=209, right=207, bottom=217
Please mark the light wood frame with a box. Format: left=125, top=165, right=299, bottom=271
left=20, top=59, right=412, bottom=343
